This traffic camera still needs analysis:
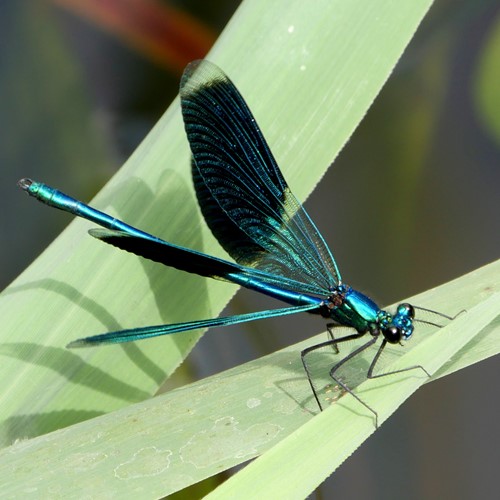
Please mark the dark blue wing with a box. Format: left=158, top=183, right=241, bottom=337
left=67, top=302, right=319, bottom=347
left=89, top=229, right=329, bottom=296
left=180, top=60, right=341, bottom=293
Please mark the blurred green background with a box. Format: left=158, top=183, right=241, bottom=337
left=2, top=0, right=499, bottom=498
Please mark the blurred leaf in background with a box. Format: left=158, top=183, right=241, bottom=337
left=474, top=6, right=500, bottom=145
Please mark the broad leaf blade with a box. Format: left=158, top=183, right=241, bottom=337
left=0, top=260, right=497, bottom=497
left=0, top=0, right=439, bottom=445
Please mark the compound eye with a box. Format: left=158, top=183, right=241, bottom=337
left=384, top=326, right=402, bottom=344
left=399, top=303, right=415, bottom=319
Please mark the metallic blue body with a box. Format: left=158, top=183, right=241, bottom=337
left=23, top=180, right=325, bottom=311
left=344, top=288, right=380, bottom=322
left=19, top=60, right=417, bottom=349
left=25, top=181, right=170, bottom=241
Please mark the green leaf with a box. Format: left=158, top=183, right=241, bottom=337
left=0, top=261, right=498, bottom=497
left=207, top=264, right=500, bottom=498
left=474, top=12, right=500, bottom=145
left=0, top=0, right=438, bottom=447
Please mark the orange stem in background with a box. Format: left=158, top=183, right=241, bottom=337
left=53, top=0, right=217, bottom=74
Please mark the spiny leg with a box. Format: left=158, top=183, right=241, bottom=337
left=336, top=339, right=431, bottom=427
left=413, top=306, right=465, bottom=330
left=414, top=305, right=463, bottom=321
left=301, top=330, right=367, bottom=411
left=326, top=323, right=340, bottom=354
left=367, top=339, right=431, bottom=380
left=328, top=336, right=380, bottom=426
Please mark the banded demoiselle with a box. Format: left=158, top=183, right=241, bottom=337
left=19, top=60, right=451, bottom=423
